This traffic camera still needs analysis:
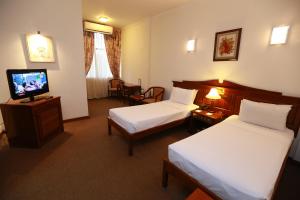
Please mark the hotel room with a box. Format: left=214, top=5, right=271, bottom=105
left=0, top=0, right=300, bottom=200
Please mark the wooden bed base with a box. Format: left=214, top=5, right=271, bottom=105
left=107, top=116, right=187, bottom=156
left=162, top=159, right=221, bottom=200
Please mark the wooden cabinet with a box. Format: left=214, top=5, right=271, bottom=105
left=0, top=97, right=64, bottom=148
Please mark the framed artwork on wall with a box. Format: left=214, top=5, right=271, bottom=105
left=26, top=33, right=55, bottom=63
left=213, top=28, right=242, bottom=61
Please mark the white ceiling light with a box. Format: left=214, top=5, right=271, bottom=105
left=99, top=16, right=110, bottom=23
left=270, top=25, right=290, bottom=45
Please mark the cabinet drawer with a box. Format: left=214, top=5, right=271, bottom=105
left=36, top=106, right=61, bottom=140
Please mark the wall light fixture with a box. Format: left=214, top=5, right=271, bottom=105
left=186, top=39, right=196, bottom=52
left=270, top=25, right=290, bottom=45
left=26, top=31, right=55, bottom=62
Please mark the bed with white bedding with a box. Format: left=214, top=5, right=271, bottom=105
left=109, top=100, right=198, bottom=134
left=107, top=86, right=199, bottom=156
left=168, top=115, right=294, bottom=200
left=161, top=80, right=300, bottom=200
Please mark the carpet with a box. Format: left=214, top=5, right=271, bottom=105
left=0, top=98, right=299, bottom=200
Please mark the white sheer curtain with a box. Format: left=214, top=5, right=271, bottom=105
left=86, top=33, right=113, bottom=99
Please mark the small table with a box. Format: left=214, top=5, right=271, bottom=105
left=188, top=109, right=225, bottom=133
left=186, top=188, right=214, bottom=200
left=129, top=94, right=144, bottom=105
left=123, top=83, right=141, bottom=104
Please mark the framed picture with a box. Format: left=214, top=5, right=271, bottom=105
left=26, top=34, right=55, bottom=63
left=213, top=28, right=242, bottom=61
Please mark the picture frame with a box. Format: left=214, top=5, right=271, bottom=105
left=26, top=34, right=55, bottom=63
left=213, top=28, right=242, bottom=61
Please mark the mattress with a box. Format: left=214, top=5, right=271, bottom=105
left=169, top=115, right=294, bottom=200
left=109, top=100, right=198, bottom=134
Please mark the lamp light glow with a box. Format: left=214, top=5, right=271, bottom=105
left=186, top=39, right=196, bottom=52
left=99, top=17, right=110, bottom=23
left=205, top=88, right=221, bottom=100
left=270, top=26, right=289, bottom=45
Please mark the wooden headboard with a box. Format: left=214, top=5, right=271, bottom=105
left=173, top=80, right=300, bottom=136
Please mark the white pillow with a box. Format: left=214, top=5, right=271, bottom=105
left=170, top=87, right=197, bottom=105
left=239, top=99, right=291, bottom=131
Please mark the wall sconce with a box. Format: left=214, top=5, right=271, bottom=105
left=186, top=39, right=196, bottom=53
left=270, top=25, right=290, bottom=45
left=26, top=31, right=55, bottom=62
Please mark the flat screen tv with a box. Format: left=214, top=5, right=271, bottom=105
left=6, top=69, right=49, bottom=101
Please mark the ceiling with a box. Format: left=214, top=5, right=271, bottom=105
left=82, top=0, right=191, bottom=28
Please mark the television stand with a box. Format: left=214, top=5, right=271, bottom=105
left=0, top=96, right=64, bottom=148
left=20, top=95, right=53, bottom=103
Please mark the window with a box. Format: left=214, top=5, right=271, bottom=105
left=86, top=33, right=112, bottom=99
left=86, top=33, right=112, bottom=79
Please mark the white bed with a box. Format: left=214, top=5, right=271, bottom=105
left=109, top=100, right=198, bottom=134
left=168, top=115, right=294, bottom=200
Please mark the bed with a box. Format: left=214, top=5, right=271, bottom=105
left=168, top=115, right=294, bottom=200
left=107, top=85, right=198, bottom=156
left=162, top=80, right=300, bottom=200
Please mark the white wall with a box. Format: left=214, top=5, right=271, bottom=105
left=0, top=0, right=89, bottom=125
left=150, top=0, right=300, bottom=98
left=121, top=18, right=151, bottom=90
left=121, top=0, right=300, bottom=159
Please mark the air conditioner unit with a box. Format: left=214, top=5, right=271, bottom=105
left=83, top=21, right=113, bottom=34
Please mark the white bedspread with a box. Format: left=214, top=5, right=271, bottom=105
left=109, top=100, right=198, bottom=134
left=169, top=115, right=294, bottom=200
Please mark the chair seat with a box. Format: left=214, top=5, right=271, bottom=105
left=130, top=95, right=144, bottom=101
left=109, top=88, right=118, bottom=91
left=142, top=98, right=156, bottom=104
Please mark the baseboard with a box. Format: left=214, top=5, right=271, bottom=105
left=63, top=116, right=90, bottom=123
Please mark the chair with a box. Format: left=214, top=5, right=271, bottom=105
left=130, top=86, right=165, bottom=105
left=108, top=79, right=124, bottom=97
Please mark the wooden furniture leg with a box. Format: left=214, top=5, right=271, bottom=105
left=162, top=159, right=169, bottom=188
left=128, top=139, right=134, bottom=156
left=108, top=118, right=112, bottom=135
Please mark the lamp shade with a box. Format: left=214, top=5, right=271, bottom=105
left=205, top=88, right=221, bottom=100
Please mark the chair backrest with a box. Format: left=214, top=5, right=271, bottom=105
left=144, top=87, right=165, bottom=101
left=109, top=79, right=123, bottom=88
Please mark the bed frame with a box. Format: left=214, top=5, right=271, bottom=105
left=107, top=81, right=202, bottom=156
left=162, top=79, right=300, bottom=200
left=107, top=117, right=187, bottom=156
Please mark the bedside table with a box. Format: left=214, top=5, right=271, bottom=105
left=186, top=188, right=214, bottom=200
left=188, top=109, right=225, bottom=133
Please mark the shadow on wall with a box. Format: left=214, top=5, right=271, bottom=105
left=20, top=33, right=60, bottom=70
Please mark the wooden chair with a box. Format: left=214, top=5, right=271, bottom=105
left=108, top=79, right=124, bottom=97
left=130, top=86, right=165, bottom=105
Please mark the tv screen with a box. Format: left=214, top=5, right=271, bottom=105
left=6, top=69, right=49, bottom=100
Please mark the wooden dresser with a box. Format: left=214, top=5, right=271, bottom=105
left=0, top=97, right=64, bottom=148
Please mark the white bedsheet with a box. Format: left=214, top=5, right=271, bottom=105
left=169, top=115, right=294, bottom=200
left=109, top=100, right=198, bottom=134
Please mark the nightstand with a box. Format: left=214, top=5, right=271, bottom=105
left=186, top=188, right=214, bottom=200
left=188, top=109, right=225, bottom=133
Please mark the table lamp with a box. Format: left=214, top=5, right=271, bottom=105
left=205, top=88, right=221, bottom=112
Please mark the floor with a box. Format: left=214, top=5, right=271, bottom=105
left=0, top=98, right=299, bottom=200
